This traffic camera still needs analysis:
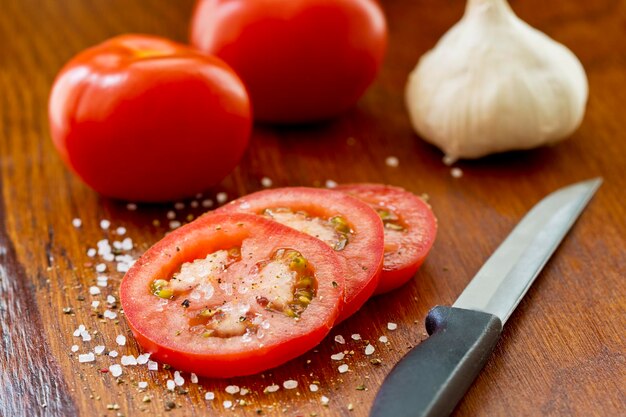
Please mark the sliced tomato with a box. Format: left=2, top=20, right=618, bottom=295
left=216, top=187, right=384, bottom=322
left=335, top=184, right=437, bottom=294
left=120, top=213, right=344, bottom=378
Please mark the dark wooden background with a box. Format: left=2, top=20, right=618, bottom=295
left=1, top=0, right=624, bottom=416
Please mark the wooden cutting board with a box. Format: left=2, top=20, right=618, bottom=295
left=1, top=1, right=624, bottom=416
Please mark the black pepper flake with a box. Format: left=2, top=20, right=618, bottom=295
left=332, top=281, right=338, bottom=288
left=76, top=295, right=85, bottom=301
left=181, top=299, right=190, bottom=308
left=164, top=401, right=176, bottom=411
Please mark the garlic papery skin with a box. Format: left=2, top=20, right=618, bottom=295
left=405, top=0, right=588, bottom=161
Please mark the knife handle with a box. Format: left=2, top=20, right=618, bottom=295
left=370, top=306, right=503, bottom=417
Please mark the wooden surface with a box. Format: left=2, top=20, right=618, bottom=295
left=1, top=0, right=625, bottom=416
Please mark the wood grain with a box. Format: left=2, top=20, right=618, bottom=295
left=1, top=0, right=625, bottom=416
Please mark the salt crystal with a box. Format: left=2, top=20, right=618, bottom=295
left=451, top=167, right=463, bottom=178
left=385, top=156, right=399, bottom=167
left=95, top=263, right=106, bottom=273
left=309, top=384, right=319, bottom=392
left=166, top=380, right=175, bottom=391
left=102, top=253, right=114, bottom=262
left=109, top=364, right=122, bottom=377
left=126, top=203, right=137, bottom=211
left=338, top=364, right=349, bottom=373
left=261, top=177, right=273, bottom=187
left=190, top=373, right=198, bottom=384
left=80, top=331, right=91, bottom=342
left=166, top=210, right=176, bottom=220
left=97, top=278, right=108, bottom=288
left=100, top=220, right=111, bottom=230
left=225, top=385, right=239, bottom=394
left=79, top=353, right=95, bottom=363
left=121, top=355, right=137, bottom=366
left=283, top=380, right=298, bottom=390
left=223, top=400, right=233, bottom=409
left=442, top=155, right=456, bottom=166
left=264, top=384, right=280, bottom=393
left=89, top=286, right=101, bottom=295
left=94, top=345, right=105, bottom=355
left=325, top=180, right=338, bottom=188
left=201, top=199, right=213, bottom=208
left=216, top=192, right=228, bottom=204
left=109, top=350, right=119, bottom=358
left=103, top=310, right=117, bottom=320
left=379, top=336, right=388, bottom=343
left=331, top=352, right=345, bottom=361
left=91, top=301, right=100, bottom=309
left=73, top=325, right=85, bottom=337
left=174, top=371, right=184, bottom=386
left=365, top=344, right=375, bottom=355
left=205, top=392, right=215, bottom=400
left=72, top=218, right=82, bottom=228
left=107, top=295, right=116, bottom=304
left=137, top=353, right=151, bottom=365
left=174, top=202, right=185, bottom=210
left=190, top=200, right=199, bottom=208
left=169, top=221, right=181, bottom=230
left=138, top=381, right=148, bottom=389
left=71, top=345, right=79, bottom=352
left=121, top=238, right=133, bottom=251
left=351, top=333, right=361, bottom=341
left=321, top=396, right=330, bottom=405
left=387, top=322, right=398, bottom=331
left=87, top=248, right=96, bottom=257
left=147, top=360, right=158, bottom=370
left=116, top=227, right=126, bottom=235
left=240, top=388, right=249, bottom=396
left=116, top=335, right=126, bottom=346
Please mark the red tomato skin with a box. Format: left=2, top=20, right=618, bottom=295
left=121, top=213, right=344, bottom=378
left=216, top=187, right=384, bottom=322
left=49, top=35, right=252, bottom=202
left=336, top=184, right=438, bottom=294
left=190, top=0, right=387, bottom=123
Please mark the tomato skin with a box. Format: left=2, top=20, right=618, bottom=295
left=216, top=187, right=384, bottom=322
left=336, top=184, right=437, bottom=294
left=49, top=34, right=252, bottom=202
left=191, top=0, right=387, bottom=123
left=120, top=213, right=344, bottom=378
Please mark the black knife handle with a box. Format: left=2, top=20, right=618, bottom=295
left=370, top=306, right=503, bottom=417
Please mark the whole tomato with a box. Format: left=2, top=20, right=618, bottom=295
left=49, top=35, right=252, bottom=202
left=191, top=0, right=387, bottom=124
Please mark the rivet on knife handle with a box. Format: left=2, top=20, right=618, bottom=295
left=370, top=306, right=502, bottom=417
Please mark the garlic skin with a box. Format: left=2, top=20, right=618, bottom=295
left=405, top=0, right=588, bottom=161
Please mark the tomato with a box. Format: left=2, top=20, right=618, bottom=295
left=120, top=213, right=344, bottom=378
left=216, top=187, right=384, bottom=322
left=336, top=184, right=437, bottom=294
left=49, top=34, right=252, bottom=202
left=190, top=0, right=387, bottom=123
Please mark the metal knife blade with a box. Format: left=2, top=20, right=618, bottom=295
left=369, top=178, right=602, bottom=417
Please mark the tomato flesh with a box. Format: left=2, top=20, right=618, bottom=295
left=336, top=184, right=437, bottom=294
left=217, top=187, right=384, bottom=322
left=120, top=213, right=343, bottom=378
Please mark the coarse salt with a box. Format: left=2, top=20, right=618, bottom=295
left=109, top=350, right=119, bottom=358
left=73, top=325, right=85, bottom=337
left=109, top=364, right=122, bottom=377
left=321, top=396, right=330, bottom=405
left=325, top=180, right=338, bottom=188
left=331, top=352, right=345, bottom=361
left=103, top=310, right=117, bottom=320
left=137, top=353, right=151, bottom=365
left=202, top=199, right=213, bottom=208
left=174, top=371, right=184, bottom=386
left=216, top=192, right=228, bottom=204
left=223, top=400, right=233, bottom=409
left=169, top=221, right=181, bottom=230
left=89, top=286, right=101, bottom=295
left=78, top=353, right=95, bottom=363
left=100, top=220, right=111, bottom=230
left=240, top=388, right=249, bottom=396
left=121, top=355, right=137, bottom=366
left=95, top=263, right=106, bottom=273
left=138, top=381, right=148, bottom=389
left=379, top=336, right=388, bottom=343
left=225, top=385, right=240, bottom=394
left=334, top=335, right=346, bottom=344
left=72, top=218, right=82, bottom=228
left=365, top=344, right=375, bottom=355
left=94, top=345, right=105, bottom=355
left=387, top=322, right=398, bottom=331
left=338, top=364, right=349, bottom=374
left=205, top=392, right=215, bottom=400
left=87, top=248, right=96, bottom=257
left=283, top=380, right=298, bottom=390
left=166, top=380, right=175, bottom=391
left=107, top=295, right=116, bottom=304
left=103, top=253, right=114, bottom=262
left=166, top=210, right=176, bottom=220
left=264, top=384, right=280, bottom=393
left=261, top=177, right=273, bottom=187
left=451, top=167, right=463, bottom=178
left=190, top=200, right=199, bottom=208
left=116, top=227, right=126, bottom=235
left=309, top=384, right=319, bottom=392
left=80, top=331, right=91, bottom=342
left=147, top=360, right=158, bottom=371
left=121, top=237, right=133, bottom=251
left=91, top=301, right=100, bottom=309
left=351, top=333, right=361, bottom=340
left=71, top=345, right=79, bottom=352
left=190, top=373, right=198, bottom=384
left=385, top=156, right=400, bottom=167
left=116, top=335, right=126, bottom=346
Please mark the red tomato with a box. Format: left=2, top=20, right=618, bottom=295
left=120, top=213, right=344, bottom=378
left=216, top=187, right=384, bottom=322
left=49, top=35, right=252, bottom=202
left=190, top=0, right=387, bottom=123
left=336, top=184, right=437, bottom=294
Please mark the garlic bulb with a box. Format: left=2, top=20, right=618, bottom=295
left=405, top=0, right=588, bottom=161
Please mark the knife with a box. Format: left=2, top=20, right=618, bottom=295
left=369, top=178, right=602, bottom=417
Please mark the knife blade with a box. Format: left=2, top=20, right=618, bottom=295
left=369, top=178, right=602, bottom=417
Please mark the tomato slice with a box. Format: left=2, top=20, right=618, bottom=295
left=217, top=187, right=384, bottom=322
left=120, top=213, right=344, bottom=378
left=335, top=184, right=437, bottom=294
